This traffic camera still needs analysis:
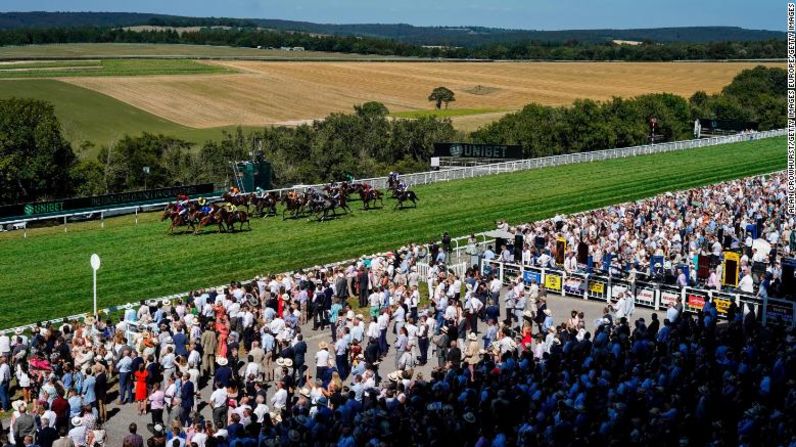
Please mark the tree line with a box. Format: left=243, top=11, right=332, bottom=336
left=471, top=66, right=785, bottom=157
left=0, top=26, right=785, bottom=61
left=0, top=66, right=785, bottom=205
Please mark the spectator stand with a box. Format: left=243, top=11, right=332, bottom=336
left=480, top=258, right=796, bottom=326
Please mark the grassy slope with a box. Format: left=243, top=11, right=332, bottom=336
left=0, top=137, right=784, bottom=327
left=0, top=43, right=405, bottom=60
left=0, top=79, right=257, bottom=153
left=0, top=59, right=230, bottom=78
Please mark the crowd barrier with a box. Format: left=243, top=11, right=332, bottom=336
left=480, top=259, right=795, bottom=327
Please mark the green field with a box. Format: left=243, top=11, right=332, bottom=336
left=0, top=79, right=256, bottom=152
left=0, top=137, right=784, bottom=328
left=0, top=43, right=407, bottom=60
left=0, top=59, right=231, bottom=78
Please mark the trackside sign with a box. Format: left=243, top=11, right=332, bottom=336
left=434, top=143, right=523, bottom=159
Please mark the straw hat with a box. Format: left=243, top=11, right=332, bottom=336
left=440, top=326, right=448, bottom=333
left=216, top=358, right=229, bottom=366
left=467, top=332, right=478, bottom=341
left=283, top=358, right=293, bottom=367
left=299, top=388, right=311, bottom=398
left=543, top=309, right=551, bottom=316
left=71, top=416, right=83, bottom=427
left=356, top=313, right=364, bottom=320
left=388, top=371, right=402, bottom=382
left=276, top=358, right=285, bottom=367
left=319, top=341, right=328, bottom=350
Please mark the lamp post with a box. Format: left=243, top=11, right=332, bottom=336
left=90, top=254, right=101, bottom=316
left=143, top=166, right=150, bottom=190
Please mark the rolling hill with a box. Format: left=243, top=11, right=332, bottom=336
left=0, top=12, right=783, bottom=47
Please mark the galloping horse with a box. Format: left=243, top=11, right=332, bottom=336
left=393, top=190, right=420, bottom=210
left=222, top=192, right=252, bottom=211
left=281, top=192, right=306, bottom=220
left=191, top=204, right=224, bottom=234
left=218, top=207, right=251, bottom=232
left=252, top=192, right=278, bottom=217
left=308, top=195, right=339, bottom=221
left=161, top=203, right=194, bottom=234
left=355, top=185, right=384, bottom=210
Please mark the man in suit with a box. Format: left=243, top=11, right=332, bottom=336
left=36, top=417, right=58, bottom=447
left=200, top=325, right=217, bottom=377
left=179, top=373, right=195, bottom=425
left=14, top=403, right=36, bottom=447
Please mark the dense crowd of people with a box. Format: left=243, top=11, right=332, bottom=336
left=0, top=172, right=793, bottom=446
left=476, top=173, right=791, bottom=298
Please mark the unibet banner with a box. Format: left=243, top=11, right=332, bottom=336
left=433, top=143, right=523, bottom=159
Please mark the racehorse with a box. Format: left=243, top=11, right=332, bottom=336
left=218, top=207, right=251, bottom=232
left=252, top=192, right=278, bottom=217
left=281, top=192, right=306, bottom=220
left=357, top=186, right=384, bottom=210
left=393, top=190, right=420, bottom=210
left=193, top=205, right=225, bottom=234
left=308, top=195, right=339, bottom=221
left=222, top=192, right=251, bottom=211
left=161, top=203, right=194, bottom=234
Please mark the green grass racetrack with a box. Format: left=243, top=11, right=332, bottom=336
left=0, top=136, right=785, bottom=327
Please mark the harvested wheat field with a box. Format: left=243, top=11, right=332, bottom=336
left=65, top=61, right=782, bottom=128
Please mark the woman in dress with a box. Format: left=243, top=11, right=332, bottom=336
left=133, top=362, right=149, bottom=415
left=215, top=317, right=230, bottom=361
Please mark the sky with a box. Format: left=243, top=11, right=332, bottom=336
left=0, top=0, right=784, bottom=31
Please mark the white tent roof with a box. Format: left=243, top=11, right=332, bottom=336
left=482, top=229, right=515, bottom=240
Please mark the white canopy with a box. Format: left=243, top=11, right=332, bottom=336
left=482, top=229, right=515, bottom=240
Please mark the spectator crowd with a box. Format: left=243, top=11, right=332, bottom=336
left=0, top=172, right=793, bottom=447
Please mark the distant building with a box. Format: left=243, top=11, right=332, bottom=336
left=611, top=39, right=644, bottom=46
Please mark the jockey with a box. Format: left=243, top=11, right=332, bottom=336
left=254, top=186, right=265, bottom=198
left=397, top=181, right=408, bottom=193
left=176, top=193, right=190, bottom=216
left=198, top=197, right=212, bottom=214
left=388, top=171, right=399, bottom=184
left=223, top=202, right=237, bottom=213
left=229, top=186, right=240, bottom=196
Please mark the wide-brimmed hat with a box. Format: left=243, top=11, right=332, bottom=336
left=299, top=388, right=311, bottom=398
left=14, top=328, right=23, bottom=335
left=463, top=412, right=477, bottom=424
left=11, top=400, right=25, bottom=412
left=356, top=313, right=364, bottom=320
left=467, top=332, right=478, bottom=341
left=523, top=310, right=534, bottom=318
left=388, top=371, right=402, bottom=382
left=543, top=309, right=551, bottom=316
left=440, top=326, right=448, bottom=333
left=319, top=341, right=328, bottom=350
left=269, top=411, right=282, bottom=424
left=217, top=358, right=229, bottom=366
left=153, top=424, right=164, bottom=434
left=71, top=416, right=83, bottom=427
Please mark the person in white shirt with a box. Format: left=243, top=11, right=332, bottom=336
left=0, top=333, right=10, bottom=357
left=738, top=271, right=754, bottom=293
left=270, top=381, right=288, bottom=411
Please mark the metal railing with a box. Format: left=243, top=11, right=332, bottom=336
left=480, top=259, right=795, bottom=327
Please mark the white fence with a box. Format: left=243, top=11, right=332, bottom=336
left=480, top=259, right=795, bottom=327
left=268, top=129, right=784, bottom=195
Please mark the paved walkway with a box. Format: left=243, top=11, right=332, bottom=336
left=88, top=291, right=657, bottom=442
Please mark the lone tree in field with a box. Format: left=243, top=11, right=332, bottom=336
left=428, top=87, right=455, bottom=109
